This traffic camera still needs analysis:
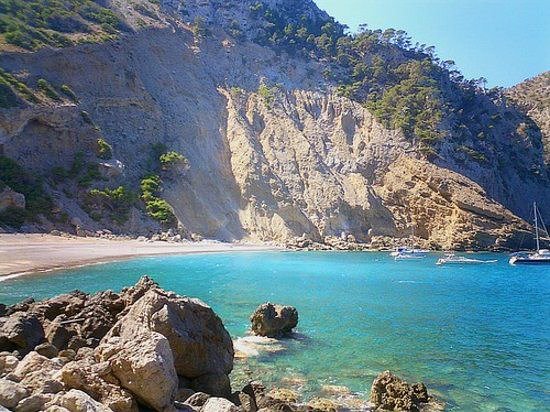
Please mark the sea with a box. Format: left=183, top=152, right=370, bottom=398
left=1, top=251, right=548, bottom=411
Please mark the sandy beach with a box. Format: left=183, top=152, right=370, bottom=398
left=0, top=234, right=280, bottom=278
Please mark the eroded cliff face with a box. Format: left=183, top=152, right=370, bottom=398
left=0, top=3, right=546, bottom=249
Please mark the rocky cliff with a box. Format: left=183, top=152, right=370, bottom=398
left=0, top=0, right=548, bottom=250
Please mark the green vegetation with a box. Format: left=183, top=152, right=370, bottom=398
left=258, top=82, right=278, bottom=108
left=458, top=145, right=488, bottom=164
left=37, top=78, right=60, bottom=100
left=159, top=150, right=187, bottom=170
left=0, top=0, right=123, bottom=50
left=96, top=138, right=112, bottom=160
left=60, top=84, right=78, bottom=102
left=83, top=186, right=135, bottom=224
left=0, top=156, right=53, bottom=228
left=140, top=174, right=176, bottom=226
left=245, top=5, right=514, bottom=156
left=0, top=68, right=37, bottom=107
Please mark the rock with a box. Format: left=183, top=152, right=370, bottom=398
left=0, top=312, right=45, bottom=353
left=307, top=398, right=338, bottom=412
left=35, top=342, right=59, bottom=358
left=174, top=388, right=195, bottom=403
left=61, top=356, right=136, bottom=412
left=265, top=388, right=298, bottom=404
left=250, top=303, right=298, bottom=338
left=58, top=349, right=76, bottom=361
left=232, top=391, right=257, bottom=412
left=96, top=332, right=177, bottom=411
left=0, top=187, right=25, bottom=212
left=0, top=354, right=19, bottom=374
left=201, top=397, right=239, bottom=412
left=15, top=394, right=50, bottom=412
left=12, top=351, right=64, bottom=394
left=184, top=392, right=210, bottom=408
left=32, top=291, right=87, bottom=321
left=48, top=389, right=112, bottom=412
left=369, top=371, right=430, bottom=411
left=106, top=279, right=233, bottom=389
left=0, top=379, right=29, bottom=409
left=45, top=318, right=77, bottom=351
left=241, top=381, right=266, bottom=406
left=189, top=373, right=230, bottom=398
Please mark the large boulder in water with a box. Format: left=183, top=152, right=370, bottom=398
left=250, top=303, right=298, bottom=338
left=369, top=371, right=430, bottom=411
left=104, top=280, right=234, bottom=396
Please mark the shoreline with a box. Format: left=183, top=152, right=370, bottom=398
left=0, top=233, right=282, bottom=280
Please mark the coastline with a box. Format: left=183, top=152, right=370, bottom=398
left=0, top=233, right=282, bottom=279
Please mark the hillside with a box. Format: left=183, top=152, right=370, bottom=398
left=0, top=0, right=548, bottom=250
left=506, top=71, right=550, bottom=162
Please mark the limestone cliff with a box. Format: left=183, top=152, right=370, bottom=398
left=0, top=0, right=548, bottom=250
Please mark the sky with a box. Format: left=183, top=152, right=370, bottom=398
left=314, top=0, right=549, bottom=87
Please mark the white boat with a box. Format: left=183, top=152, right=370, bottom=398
left=436, top=252, right=497, bottom=265
left=392, top=247, right=428, bottom=260
left=509, top=202, right=550, bottom=265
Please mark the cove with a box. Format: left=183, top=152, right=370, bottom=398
left=1, top=251, right=548, bottom=411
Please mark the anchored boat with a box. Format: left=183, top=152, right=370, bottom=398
left=509, top=202, right=550, bottom=265
left=437, top=252, right=497, bottom=265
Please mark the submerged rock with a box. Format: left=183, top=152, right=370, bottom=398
left=370, top=370, right=430, bottom=411
left=250, top=303, right=298, bottom=338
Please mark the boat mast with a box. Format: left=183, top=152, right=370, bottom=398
left=534, top=202, right=540, bottom=251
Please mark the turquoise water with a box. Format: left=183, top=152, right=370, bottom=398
left=1, top=251, right=549, bottom=411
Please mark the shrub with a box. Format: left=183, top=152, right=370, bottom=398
left=258, top=82, right=278, bottom=108
left=140, top=174, right=177, bottom=225
left=37, top=78, right=61, bottom=101
left=84, top=186, right=135, bottom=224
left=0, top=206, right=27, bottom=228
left=96, top=138, right=113, bottom=160
left=159, top=151, right=188, bottom=171
left=0, top=156, right=53, bottom=221
left=0, top=80, right=19, bottom=108
left=60, top=84, right=78, bottom=102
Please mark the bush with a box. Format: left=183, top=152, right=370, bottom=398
left=37, top=78, right=61, bottom=101
left=140, top=174, right=177, bottom=225
left=0, top=206, right=27, bottom=229
left=258, top=82, right=278, bottom=108
left=0, top=156, right=53, bottom=221
left=96, top=138, right=113, bottom=160
left=159, top=151, right=188, bottom=170
left=84, top=186, right=135, bottom=224
left=60, top=84, right=78, bottom=102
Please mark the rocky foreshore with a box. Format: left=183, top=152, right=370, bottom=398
left=0, top=277, right=441, bottom=411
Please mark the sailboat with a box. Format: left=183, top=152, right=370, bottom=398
left=509, top=202, right=550, bottom=265
left=391, top=226, right=428, bottom=260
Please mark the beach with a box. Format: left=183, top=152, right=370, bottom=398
left=0, top=234, right=279, bottom=277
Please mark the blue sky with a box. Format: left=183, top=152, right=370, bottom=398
left=314, top=0, right=549, bottom=87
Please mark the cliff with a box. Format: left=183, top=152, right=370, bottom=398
left=0, top=0, right=548, bottom=250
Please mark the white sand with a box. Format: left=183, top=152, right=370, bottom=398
left=0, top=234, right=280, bottom=278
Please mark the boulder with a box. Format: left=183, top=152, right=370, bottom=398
left=48, top=389, right=111, bottom=412
left=307, top=398, right=338, bottom=412
left=105, top=281, right=233, bottom=386
left=0, top=379, right=29, bottom=409
left=35, top=342, right=59, bottom=359
left=14, top=393, right=50, bottom=412
left=11, top=351, right=64, bottom=394
left=61, top=355, right=137, bottom=412
left=0, top=354, right=19, bottom=374
left=0, top=312, right=45, bottom=353
left=250, top=303, right=298, bottom=338
left=201, top=397, right=239, bottom=412
left=369, top=371, right=430, bottom=411
left=189, top=373, right=230, bottom=397
left=184, top=392, right=210, bottom=408
left=96, top=332, right=177, bottom=411
left=31, top=292, right=87, bottom=321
